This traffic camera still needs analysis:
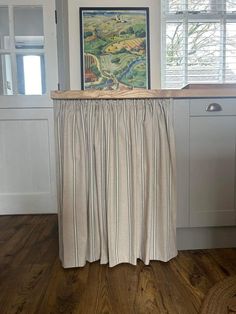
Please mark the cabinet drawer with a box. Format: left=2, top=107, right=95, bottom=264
left=190, top=98, right=236, bottom=116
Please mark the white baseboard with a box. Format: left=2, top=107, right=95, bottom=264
left=177, top=226, right=236, bottom=250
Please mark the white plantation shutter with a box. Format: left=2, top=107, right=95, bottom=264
left=161, top=0, right=236, bottom=88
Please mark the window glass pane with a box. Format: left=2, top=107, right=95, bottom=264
left=168, top=0, right=184, bottom=12
left=0, top=7, right=10, bottom=49
left=188, top=23, right=221, bottom=83
left=14, top=6, right=44, bottom=49
left=226, top=23, right=236, bottom=81
left=0, top=54, right=13, bottom=95
left=188, top=0, right=212, bottom=11
left=163, top=2, right=236, bottom=88
left=226, top=0, right=236, bottom=12
left=17, top=54, right=46, bottom=95
left=166, top=23, right=185, bottom=88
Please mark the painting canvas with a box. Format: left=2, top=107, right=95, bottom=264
left=80, top=8, right=150, bottom=90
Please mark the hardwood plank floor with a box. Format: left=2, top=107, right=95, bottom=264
left=0, top=215, right=236, bottom=314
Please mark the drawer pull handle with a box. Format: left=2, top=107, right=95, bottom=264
left=206, top=103, right=222, bottom=112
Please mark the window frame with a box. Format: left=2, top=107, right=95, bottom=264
left=0, top=4, right=46, bottom=95
left=161, top=0, right=236, bottom=88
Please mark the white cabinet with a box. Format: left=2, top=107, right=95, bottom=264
left=174, top=99, right=190, bottom=228
left=174, top=98, right=236, bottom=228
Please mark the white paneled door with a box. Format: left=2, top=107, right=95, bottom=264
left=0, top=0, right=58, bottom=214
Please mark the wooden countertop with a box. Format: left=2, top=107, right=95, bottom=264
left=51, top=88, right=236, bottom=100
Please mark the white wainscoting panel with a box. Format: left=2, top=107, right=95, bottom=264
left=0, top=108, right=57, bottom=214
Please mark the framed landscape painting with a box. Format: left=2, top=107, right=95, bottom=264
left=80, top=7, right=150, bottom=90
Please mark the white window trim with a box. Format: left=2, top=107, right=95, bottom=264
left=161, top=0, right=236, bottom=88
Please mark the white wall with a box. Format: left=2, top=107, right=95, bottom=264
left=67, top=0, right=161, bottom=89
left=56, top=0, right=70, bottom=90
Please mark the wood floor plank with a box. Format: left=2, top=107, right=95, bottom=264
left=0, top=264, right=52, bottom=314
left=168, top=251, right=214, bottom=299
left=0, top=215, right=58, bottom=268
left=74, top=262, right=121, bottom=314
left=207, top=248, right=236, bottom=276
left=106, top=263, right=141, bottom=314
left=85, top=263, right=116, bottom=314
left=134, top=264, right=164, bottom=314
left=152, top=260, right=200, bottom=314
left=0, top=215, right=236, bottom=314
left=0, top=223, right=35, bottom=267
left=187, top=250, right=228, bottom=282
left=38, top=259, right=90, bottom=314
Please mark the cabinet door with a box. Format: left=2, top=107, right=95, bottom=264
left=190, top=115, right=236, bottom=227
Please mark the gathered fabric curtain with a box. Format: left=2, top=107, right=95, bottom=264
left=54, top=98, right=177, bottom=268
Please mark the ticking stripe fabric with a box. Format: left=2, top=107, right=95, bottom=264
left=54, top=98, right=177, bottom=268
